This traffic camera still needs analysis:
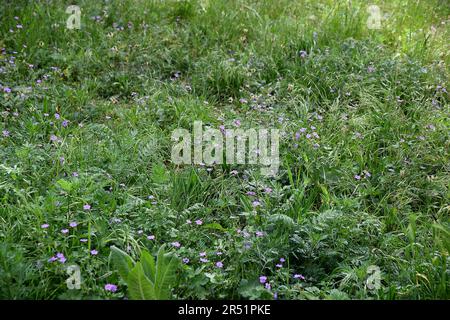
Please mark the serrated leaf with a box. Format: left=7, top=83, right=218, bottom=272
left=141, top=250, right=156, bottom=283
left=127, top=262, right=156, bottom=300
left=109, top=246, right=135, bottom=280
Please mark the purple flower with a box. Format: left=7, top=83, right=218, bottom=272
left=56, top=253, right=66, bottom=263
left=195, top=219, right=203, bottom=225
left=171, top=241, right=181, bottom=248
left=294, top=274, right=305, bottom=280
left=83, top=204, right=91, bottom=210
left=69, top=221, right=77, bottom=228
left=61, top=229, right=69, bottom=234
left=264, top=187, right=272, bottom=194
left=80, top=238, right=88, bottom=243
left=252, top=200, right=261, bottom=207
left=199, top=252, right=207, bottom=257
left=50, top=135, right=58, bottom=141
left=265, top=283, right=271, bottom=290
left=259, top=276, right=267, bottom=284
left=216, top=251, right=223, bottom=256
left=295, top=132, right=301, bottom=140
left=54, top=113, right=60, bottom=119
left=276, top=264, right=283, bottom=268
left=147, top=235, right=155, bottom=240
left=354, top=174, right=361, bottom=180
left=367, top=66, right=376, bottom=73
left=3, top=87, right=11, bottom=93
left=246, top=191, right=256, bottom=196
left=104, top=284, right=118, bottom=292
left=230, top=170, right=238, bottom=176
left=200, top=258, right=208, bottom=263
left=59, top=157, right=65, bottom=165
left=182, top=258, right=189, bottom=264
left=233, top=120, right=241, bottom=127
left=48, top=256, right=57, bottom=262
left=41, top=223, right=49, bottom=229
left=299, top=50, right=308, bottom=58
left=216, top=261, right=224, bottom=268
left=90, top=249, right=98, bottom=255
left=279, top=258, right=285, bottom=263
left=2, top=130, right=10, bottom=137
left=256, top=231, right=264, bottom=237
left=62, top=120, right=69, bottom=127
left=72, top=172, right=79, bottom=177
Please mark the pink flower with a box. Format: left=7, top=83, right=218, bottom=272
left=90, top=249, right=98, bottom=255
left=195, top=219, right=203, bottom=225
left=41, top=223, right=49, bottom=229
left=294, top=274, right=305, bottom=280
left=216, top=261, right=224, bottom=268
left=83, top=204, right=91, bottom=210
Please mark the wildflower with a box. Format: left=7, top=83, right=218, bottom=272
left=72, top=172, right=79, bottom=177
left=61, top=229, right=69, bottom=234
left=367, top=66, right=376, bottom=73
left=294, top=274, right=305, bottom=280
left=69, top=222, right=77, bottom=228
left=216, top=261, right=224, bottom=268
left=295, top=132, right=301, bottom=140
left=54, top=113, right=60, bottom=119
left=56, top=253, right=66, bottom=263
left=306, top=133, right=312, bottom=139
left=273, top=292, right=278, bottom=300
left=246, top=191, right=256, bottom=196
left=276, top=264, right=283, bottom=268
left=3, top=87, right=11, bottom=93
left=186, top=219, right=192, bottom=224
left=48, top=256, right=57, bottom=262
left=239, top=98, right=248, bottom=104
left=50, top=135, right=58, bottom=141
left=83, top=204, right=91, bottom=210
left=41, top=223, right=49, bottom=229
left=59, top=157, right=65, bottom=165
left=90, top=249, right=98, bottom=255
left=16, top=24, right=23, bottom=29
left=2, top=130, right=10, bottom=137
left=299, top=127, right=307, bottom=133
left=259, top=276, right=267, bottom=284
left=264, top=187, right=272, bottom=194
left=279, top=258, right=285, bottom=263
left=171, top=241, right=181, bottom=248
left=252, top=200, right=261, bottom=207
left=199, top=252, right=207, bottom=257
left=182, top=258, right=189, bottom=264
left=256, top=231, right=264, bottom=237
left=104, top=284, right=118, bottom=292
left=195, top=219, right=203, bottom=225
left=299, top=50, right=307, bottom=58
left=265, top=283, right=271, bottom=290
left=200, top=258, right=208, bottom=263
left=216, top=251, right=223, bottom=256
left=80, top=238, right=88, bottom=243
left=230, top=170, right=238, bottom=176
left=364, top=171, right=371, bottom=178
left=147, top=235, right=155, bottom=240
left=233, top=119, right=241, bottom=127
left=354, top=174, right=361, bottom=180
left=62, top=120, right=69, bottom=127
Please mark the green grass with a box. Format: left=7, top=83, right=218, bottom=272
left=0, top=0, right=448, bottom=300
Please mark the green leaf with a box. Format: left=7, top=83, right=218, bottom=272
left=154, top=245, right=180, bottom=299
left=203, top=223, right=227, bottom=232
left=127, top=262, right=156, bottom=300
left=56, top=179, right=72, bottom=192
left=141, top=250, right=156, bottom=283
left=109, top=246, right=135, bottom=280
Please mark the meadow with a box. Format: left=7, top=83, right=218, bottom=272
left=0, top=0, right=449, bottom=300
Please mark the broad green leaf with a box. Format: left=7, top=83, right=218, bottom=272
left=128, top=262, right=156, bottom=300
left=154, top=245, right=180, bottom=299
left=141, top=250, right=156, bottom=283
left=109, top=246, right=135, bottom=280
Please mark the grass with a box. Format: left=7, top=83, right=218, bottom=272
left=0, top=0, right=449, bottom=300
